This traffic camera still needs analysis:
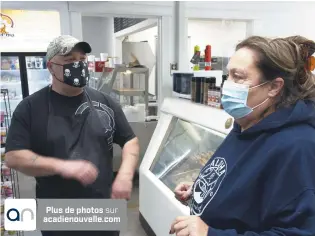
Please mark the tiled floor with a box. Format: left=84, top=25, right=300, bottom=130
left=124, top=184, right=147, bottom=236
left=23, top=182, right=146, bottom=236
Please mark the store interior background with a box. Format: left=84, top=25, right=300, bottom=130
left=1, top=1, right=315, bottom=236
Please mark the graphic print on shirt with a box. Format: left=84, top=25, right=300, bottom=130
left=191, top=157, right=227, bottom=216
left=75, top=101, right=115, bottom=149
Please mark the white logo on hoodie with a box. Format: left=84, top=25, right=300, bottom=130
left=191, top=157, right=227, bottom=216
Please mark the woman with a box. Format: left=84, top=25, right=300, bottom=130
left=170, top=36, right=315, bottom=236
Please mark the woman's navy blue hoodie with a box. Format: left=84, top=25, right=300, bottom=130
left=190, top=100, right=315, bottom=236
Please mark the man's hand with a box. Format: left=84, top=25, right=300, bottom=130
left=111, top=174, right=133, bottom=200
left=170, top=216, right=209, bottom=236
left=58, top=160, right=99, bottom=186
left=112, top=137, right=139, bottom=200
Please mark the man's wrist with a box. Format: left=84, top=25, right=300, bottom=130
left=116, top=171, right=134, bottom=181
left=49, top=158, right=66, bottom=175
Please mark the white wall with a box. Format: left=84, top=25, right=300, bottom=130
left=186, top=1, right=315, bottom=39
left=128, top=26, right=158, bottom=96
left=82, top=16, right=115, bottom=58
left=181, top=1, right=315, bottom=71
left=82, top=16, right=105, bottom=57
left=253, top=13, right=315, bottom=40
left=188, top=19, right=247, bottom=59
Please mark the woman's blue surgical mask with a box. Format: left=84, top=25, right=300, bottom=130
left=221, top=80, right=269, bottom=119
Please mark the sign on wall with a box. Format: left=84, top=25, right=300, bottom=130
left=0, top=12, right=14, bottom=37
left=0, top=10, right=61, bottom=52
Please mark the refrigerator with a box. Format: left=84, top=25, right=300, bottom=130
left=0, top=52, right=51, bottom=119
left=1, top=52, right=51, bottom=202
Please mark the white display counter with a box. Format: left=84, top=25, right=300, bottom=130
left=139, top=97, right=233, bottom=236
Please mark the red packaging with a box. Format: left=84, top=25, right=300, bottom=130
left=95, top=61, right=105, bottom=72
left=205, top=45, right=211, bottom=71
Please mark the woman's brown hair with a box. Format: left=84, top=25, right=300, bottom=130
left=236, top=35, right=315, bottom=108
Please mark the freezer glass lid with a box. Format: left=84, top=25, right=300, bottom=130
left=150, top=118, right=225, bottom=191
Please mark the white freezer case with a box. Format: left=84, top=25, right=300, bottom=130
left=139, top=97, right=234, bottom=236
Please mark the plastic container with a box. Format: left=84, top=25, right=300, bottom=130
left=100, top=53, right=108, bottom=62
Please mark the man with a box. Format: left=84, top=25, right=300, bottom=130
left=5, top=35, right=139, bottom=236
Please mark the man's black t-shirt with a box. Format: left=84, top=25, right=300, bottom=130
left=5, top=86, right=136, bottom=198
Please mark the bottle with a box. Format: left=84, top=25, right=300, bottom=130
left=200, top=77, right=204, bottom=104
left=31, top=57, right=36, bottom=68
left=195, top=77, right=201, bottom=103
left=208, top=77, right=212, bottom=106
left=209, top=77, right=216, bottom=107
left=15, top=59, right=19, bottom=69
left=221, top=75, right=227, bottom=88
left=173, top=74, right=178, bottom=94
left=203, top=78, right=209, bottom=105
left=207, top=77, right=213, bottom=106
left=191, top=77, right=196, bottom=102
left=215, top=87, right=221, bottom=108
left=220, top=75, right=228, bottom=109
left=192, top=45, right=200, bottom=71
left=205, top=45, right=211, bottom=71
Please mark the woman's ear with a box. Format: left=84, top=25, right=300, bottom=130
left=268, top=77, right=284, bottom=97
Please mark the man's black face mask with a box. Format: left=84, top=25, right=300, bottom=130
left=51, top=61, right=89, bottom=88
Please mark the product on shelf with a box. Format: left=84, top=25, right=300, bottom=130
left=191, top=45, right=201, bottom=71
left=26, top=57, right=32, bottom=69
left=1, top=182, right=4, bottom=197
left=0, top=91, right=19, bottom=236
left=35, top=57, right=44, bottom=69
left=14, top=59, right=19, bottom=70
left=191, top=75, right=223, bottom=108
left=1, top=165, right=11, bottom=182
left=220, top=75, right=228, bottom=109
left=0, top=199, right=4, bottom=214
left=205, top=45, right=211, bottom=71
left=1, top=148, right=4, bottom=162
left=0, top=128, right=6, bottom=145
left=191, top=77, right=196, bottom=102
left=1, top=58, right=11, bottom=70
left=207, top=77, right=216, bottom=106
left=200, top=77, right=205, bottom=104
left=31, top=57, right=36, bottom=69
left=2, top=181, right=14, bottom=198
left=215, top=87, right=221, bottom=108
left=195, top=77, right=201, bottom=103
left=203, top=78, right=210, bottom=105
